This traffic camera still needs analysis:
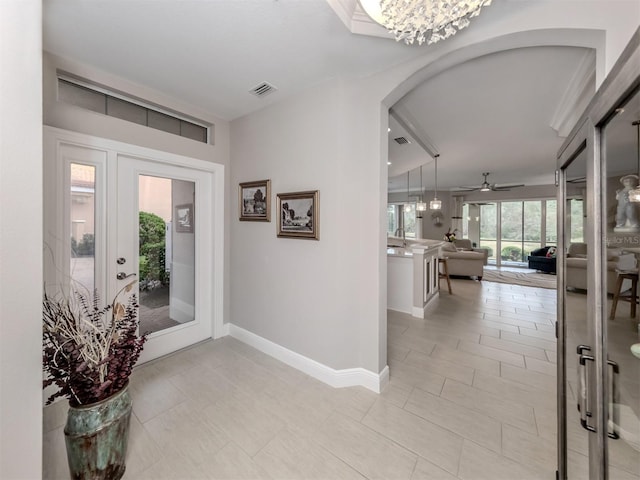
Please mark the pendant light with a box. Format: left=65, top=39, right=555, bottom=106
left=430, top=154, right=442, bottom=210
left=416, top=164, right=427, bottom=212
left=629, top=120, right=640, bottom=202
left=404, top=171, right=412, bottom=212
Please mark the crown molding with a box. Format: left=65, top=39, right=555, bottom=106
left=550, top=49, right=596, bottom=137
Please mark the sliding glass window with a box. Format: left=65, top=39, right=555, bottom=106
left=474, top=198, right=558, bottom=266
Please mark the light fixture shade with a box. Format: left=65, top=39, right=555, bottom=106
left=416, top=201, right=428, bottom=211
left=430, top=198, right=442, bottom=210
left=480, top=186, right=491, bottom=192
left=359, top=0, right=492, bottom=46
left=405, top=203, right=412, bottom=212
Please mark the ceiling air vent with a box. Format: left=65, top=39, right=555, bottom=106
left=394, top=136, right=410, bottom=145
left=249, top=82, right=277, bottom=97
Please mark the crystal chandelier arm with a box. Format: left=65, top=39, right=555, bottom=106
left=360, top=0, right=493, bottom=46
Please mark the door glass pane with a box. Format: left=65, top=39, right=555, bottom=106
left=70, top=163, right=96, bottom=293
left=602, top=89, right=640, bottom=479
left=404, top=203, right=416, bottom=238
left=387, top=204, right=397, bottom=237
left=564, top=147, right=590, bottom=478
left=570, top=199, right=585, bottom=243
left=501, top=201, right=524, bottom=264
left=546, top=200, right=557, bottom=246
left=138, top=175, right=195, bottom=334
left=480, top=203, right=497, bottom=262
left=523, top=200, right=542, bottom=258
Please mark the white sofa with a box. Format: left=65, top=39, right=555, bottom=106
left=565, top=242, right=621, bottom=294
left=440, top=241, right=487, bottom=279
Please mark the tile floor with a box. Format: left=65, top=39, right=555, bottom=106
left=43, top=277, right=561, bottom=479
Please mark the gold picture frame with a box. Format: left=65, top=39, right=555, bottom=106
left=277, top=190, right=319, bottom=240
left=239, top=179, right=271, bottom=222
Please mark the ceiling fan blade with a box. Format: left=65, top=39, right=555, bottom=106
left=455, top=187, right=481, bottom=191
left=492, top=184, right=524, bottom=191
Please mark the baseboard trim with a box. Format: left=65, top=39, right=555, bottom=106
left=227, top=324, right=388, bottom=393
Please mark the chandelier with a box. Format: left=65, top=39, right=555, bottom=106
left=359, top=0, right=492, bottom=45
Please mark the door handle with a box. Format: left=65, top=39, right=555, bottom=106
left=607, top=359, right=620, bottom=440
left=577, top=345, right=596, bottom=433
left=116, top=272, right=137, bottom=280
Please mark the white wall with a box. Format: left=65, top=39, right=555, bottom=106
left=231, top=79, right=386, bottom=373
left=0, top=2, right=43, bottom=478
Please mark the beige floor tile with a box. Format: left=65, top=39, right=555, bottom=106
left=43, top=426, right=69, bottom=480
left=458, top=339, right=526, bottom=367
left=168, top=364, right=238, bottom=411
left=524, top=356, right=558, bottom=376
left=480, top=334, right=548, bottom=360
left=316, top=412, right=418, bottom=480
left=389, top=342, right=411, bottom=362
left=502, top=423, right=557, bottom=471
left=441, top=378, right=537, bottom=434
left=501, top=363, right=556, bottom=392
left=43, top=277, right=572, bottom=480
left=534, top=406, right=557, bottom=440
left=254, top=429, right=366, bottom=479
left=458, top=439, right=548, bottom=480
left=405, top=387, right=502, bottom=454
left=379, top=382, right=412, bottom=408
left=122, top=413, right=164, bottom=478
left=129, top=369, right=188, bottom=424
left=430, top=344, right=501, bottom=376
left=410, top=457, right=459, bottom=480
left=501, top=329, right=557, bottom=351
left=362, top=399, right=464, bottom=475
left=483, top=312, right=544, bottom=329
left=202, top=390, right=286, bottom=457
left=535, top=323, right=556, bottom=332
left=141, top=400, right=229, bottom=465
left=388, top=334, right=437, bottom=356
left=388, top=359, right=447, bottom=395
left=403, top=349, right=475, bottom=385
left=43, top=400, right=68, bottom=433
left=473, top=370, right=556, bottom=410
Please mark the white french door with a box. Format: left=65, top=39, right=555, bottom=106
left=44, top=128, right=224, bottom=364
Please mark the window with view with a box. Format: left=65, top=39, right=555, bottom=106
left=387, top=203, right=416, bottom=239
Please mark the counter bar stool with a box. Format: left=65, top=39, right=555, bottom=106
left=439, top=257, right=452, bottom=295
left=609, top=270, right=639, bottom=320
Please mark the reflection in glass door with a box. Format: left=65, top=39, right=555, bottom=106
left=601, top=89, right=640, bottom=479
left=138, top=175, right=195, bottom=335
left=559, top=143, right=590, bottom=479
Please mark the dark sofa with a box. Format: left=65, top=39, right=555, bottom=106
left=528, top=246, right=556, bottom=274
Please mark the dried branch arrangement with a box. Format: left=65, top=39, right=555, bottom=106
left=43, top=281, right=149, bottom=406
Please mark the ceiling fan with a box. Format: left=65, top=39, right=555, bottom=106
left=457, top=172, right=524, bottom=192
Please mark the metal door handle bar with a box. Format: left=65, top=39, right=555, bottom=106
left=116, top=272, right=137, bottom=280
left=577, top=345, right=596, bottom=433
left=608, top=359, right=620, bottom=440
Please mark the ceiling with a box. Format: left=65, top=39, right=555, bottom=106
left=387, top=45, right=595, bottom=192
left=44, top=1, right=622, bottom=193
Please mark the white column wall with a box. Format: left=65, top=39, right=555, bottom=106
left=0, top=2, right=43, bottom=478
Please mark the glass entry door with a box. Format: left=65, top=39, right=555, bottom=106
left=45, top=129, right=220, bottom=366
left=556, top=37, right=640, bottom=478
left=558, top=135, right=591, bottom=478
left=600, top=88, right=640, bottom=480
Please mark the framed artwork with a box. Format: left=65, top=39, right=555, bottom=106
left=175, top=203, right=194, bottom=233
left=239, top=179, right=271, bottom=222
left=277, top=190, right=319, bottom=240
